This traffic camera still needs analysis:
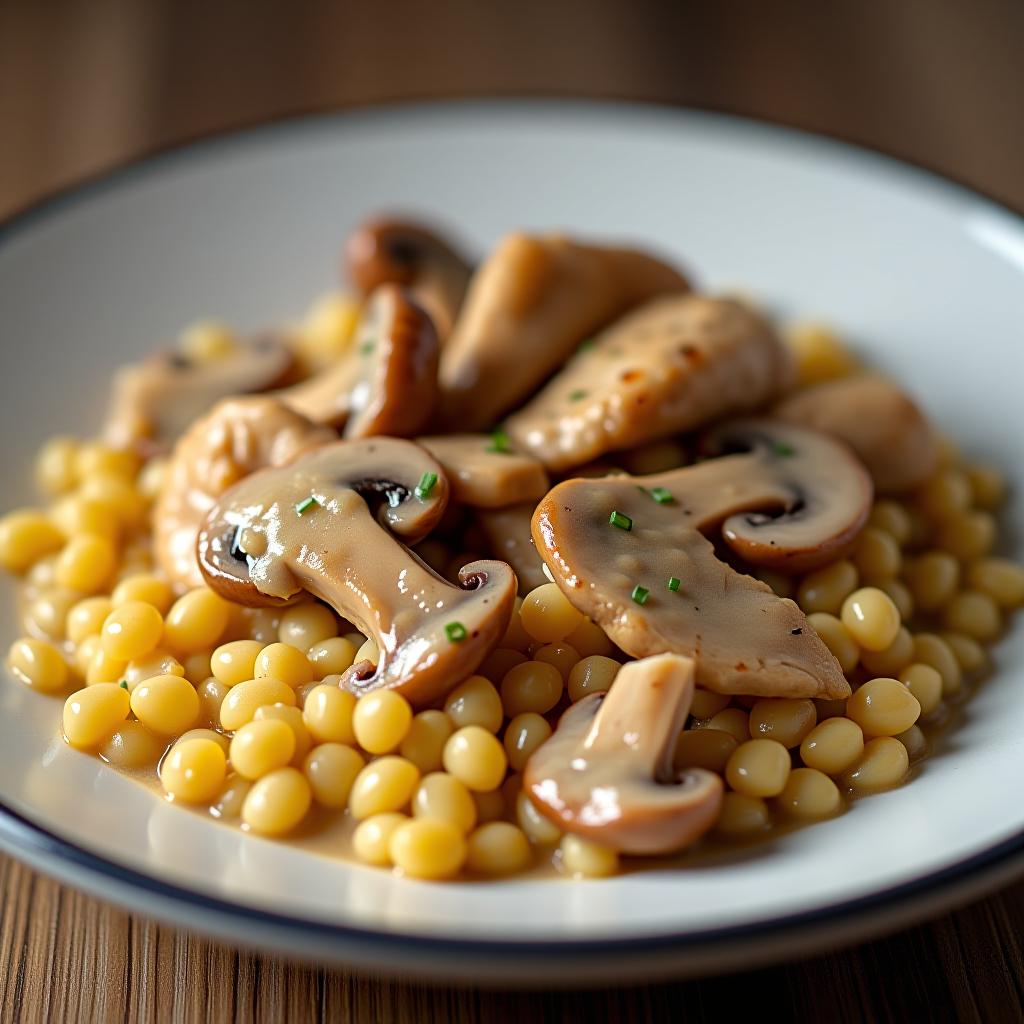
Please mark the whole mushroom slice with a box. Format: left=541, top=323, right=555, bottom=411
left=532, top=420, right=871, bottom=697
left=524, top=653, right=723, bottom=855
left=476, top=504, right=550, bottom=594
left=279, top=284, right=439, bottom=438
left=197, top=439, right=516, bottom=706
left=438, top=233, right=691, bottom=431
left=345, top=217, right=472, bottom=341
left=154, top=397, right=335, bottom=590
left=507, top=295, right=792, bottom=471
left=104, top=334, right=296, bottom=453
left=773, top=374, right=939, bottom=493
left=417, top=435, right=550, bottom=509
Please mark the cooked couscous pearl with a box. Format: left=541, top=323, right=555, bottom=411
left=75, top=441, right=139, bottom=481
left=230, top=719, right=296, bottom=779
left=533, top=642, right=580, bottom=681
left=210, top=640, right=264, bottom=687
left=444, top=675, right=503, bottom=733
left=917, top=469, right=972, bottom=521
left=6, top=636, right=69, bottom=693
left=254, top=642, right=315, bottom=688
left=725, top=739, right=791, bottom=798
left=567, top=655, right=620, bottom=703
left=125, top=649, right=185, bottom=687
left=254, top=704, right=311, bottom=763
left=896, top=724, right=928, bottom=762
left=443, top=726, right=508, bottom=792
left=399, top=710, right=454, bottom=774
left=904, top=551, right=959, bottom=612
left=306, top=637, right=357, bottom=676
left=797, top=560, right=858, bottom=615
left=66, top=596, right=114, bottom=644
left=878, top=578, right=914, bottom=622
left=853, top=527, right=902, bottom=582
left=799, top=717, right=865, bottom=776
left=242, top=767, right=312, bottom=834
left=516, top=791, right=562, bottom=844
left=160, top=738, right=227, bottom=803
left=967, top=558, right=1024, bottom=609
left=352, top=690, right=413, bottom=754
left=352, top=812, right=408, bottom=866
left=99, top=721, right=166, bottom=768
left=303, top=743, right=364, bottom=808
left=845, top=677, right=920, bottom=738
left=706, top=708, right=750, bottom=744
left=348, top=756, right=420, bottom=819
left=54, top=535, right=117, bottom=593
left=940, top=631, right=988, bottom=675
left=50, top=495, right=119, bottom=543
left=564, top=617, right=614, bottom=658
left=748, top=699, right=817, bottom=748
left=942, top=590, right=1002, bottom=641
left=912, top=633, right=963, bottom=697
left=35, top=437, right=80, bottom=496
left=786, top=322, right=858, bottom=385
left=86, top=647, right=127, bottom=685
left=715, top=792, right=771, bottom=836
left=500, top=660, right=563, bottom=716
left=503, top=712, right=552, bottom=772
left=840, top=587, right=901, bottom=651
left=898, top=663, right=944, bottom=716
left=806, top=612, right=859, bottom=674
left=389, top=818, right=468, bottom=879
left=519, top=583, right=583, bottom=643
left=163, top=589, right=230, bottom=653
left=177, top=727, right=231, bottom=754
left=466, top=822, right=532, bottom=876
left=673, top=728, right=738, bottom=774
left=0, top=511, right=65, bottom=573
left=412, top=773, right=478, bottom=833
left=479, top=648, right=528, bottom=682
left=302, top=684, right=357, bottom=744
left=211, top=774, right=251, bottom=819
left=198, top=676, right=230, bottom=726
left=966, top=464, right=1006, bottom=508
left=859, top=626, right=914, bottom=678
left=100, top=601, right=163, bottom=661
left=935, top=510, right=995, bottom=562
left=559, top=834, right=619, bottom=878
left=110, top=574, right=173, bottom=614
left=775, top=768, right=841, bottom=820
left=130, top=673, right=200, bottom=735
left=843, top=736, right=909, bottom=792
left=472, top=788, right=506, bottom=824
left=63, top=683, right=130, bottom=749
left=277, top=603, right=337, bottom=649
left=219, top=678, right=296, bottom=731
left=23, top=589, right=79, bottom=641
left=868, top=501, right=912, bottom=545
left=689, top=688, right=732, bottom=720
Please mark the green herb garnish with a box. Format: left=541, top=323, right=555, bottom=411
left=667, top=576, right=681, bottom=592
left=119, top=680, right=128, bottom=690
left=608, top=510, right=633, bottom=531
left=631, top=585, right=650, bottom=606
left=295, top=495, right=319, bottom=516
left=415, top=472, right=438, bottom=500
left=569, top=389, right=587, bottom=402
left=649, top=486, right=675, bottom=505
left=486, top=428, right=511, bottom=454
left=360, top=340, right=375, bottom=356
left=576, top=338, right=596, bottom=355
left=445, top=621, right=468, bottom=643
left=773, top=441, right=795, bottom=457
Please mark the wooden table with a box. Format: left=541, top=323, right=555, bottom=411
left=2, top=2, right=1023, bottom=1020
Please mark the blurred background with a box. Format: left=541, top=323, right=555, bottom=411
left=2, top=0, right=1023, bottom=219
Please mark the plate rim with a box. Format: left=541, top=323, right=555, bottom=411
left=2, top=97, right=1023, bottom=979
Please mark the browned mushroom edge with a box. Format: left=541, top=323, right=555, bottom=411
left=197, top=438, right=517, bottom=706
left=437, top=232, right=691, bottom=431
left=524, top=653, right=723, bottom=854
left=507, top=295, right=792, bottom=471
left=417, top=434, right=550, bottom=509
left=773, top=373, right=939, bottom=493
left=531, top=419, right=873, bottom=698
left=104, top=334, right=296, bottom=454
left=278, top=284, right=439, bottom=439
left=153, top=396, right=335, bottom=591
left=344, top=217, right=473, bottom=342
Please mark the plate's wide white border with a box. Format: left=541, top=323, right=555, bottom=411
left=0, top=100, right=1023, bottom=982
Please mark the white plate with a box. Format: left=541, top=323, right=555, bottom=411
left=0, top=101, right=1022, bottom=985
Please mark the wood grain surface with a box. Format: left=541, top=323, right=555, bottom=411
left=2, top=2, right=1023, bottom=1021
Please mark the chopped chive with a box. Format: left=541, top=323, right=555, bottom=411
left=569, top=389, right=587, bottom=402
left=486, top=428, right=511, bottom=454
left=631, top=585, right=649, bottom=606
left=773, top=441, right=795, bottom=457
left=667, top=576, right=681, bottom=592
left=649, top=486, right=675, bottom=505
left=119, top=680, right=128, bottom=690
left=414, top=472, right=438, bottom=500
left=445, top=621, right=468, bottom=643
left=295, top=495, right=319, bottom=516
left=360, top=340, right=375, bottom=355
left=608, top=510, right=633, bottom=531
left=576, top=338, right=595, bottom=355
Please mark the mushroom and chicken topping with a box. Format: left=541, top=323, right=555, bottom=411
left=1, top=220, right=1020, bottom=882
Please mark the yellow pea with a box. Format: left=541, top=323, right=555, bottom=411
left=63, top=683, right=130, bottom=749
left=388, top=818, right=468, bottom=880
left=160, top=738, right=227, bottom=802
left=219, top=678, right=296, bottom=732
left=242, top=767, right=312, bottom=835
left=130, top=673, right=200, bottom=735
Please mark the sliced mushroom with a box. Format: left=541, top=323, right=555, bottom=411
left=476, top=504, right=550, bottom=594
left=438, top=233, right=691, bottom=431
left=532, top=420, right=871, bottom=697
left=416, top=435, right=549, bottom=509
left=524, top=653, right=723, bottom=854
left=345, top=218, right=472, bottom=341
left=197, top=439, right=516, bottom=706
left=507, top=295, right=792, bottom=471
left=154, top=397, right=335, bottom=590
left=104, top=334, right=296, bottom=453
left=773, top=374, right=939, bottom=493
left=278, top=284, right=438, bottom=438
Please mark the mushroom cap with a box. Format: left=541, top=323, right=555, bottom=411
left=531, top=420, right=868, bottom=698
left=476, top=503, right=550, bottom=595
left=104, top=333, right=296, bottom=453
left=197, top=438, right=516, bottom=706
left=507, top=295, right=792, bottom=471
left=438, top=232, right=691, bottom=431
left=345, top=217, right=472, bottom=340
left=524, top=653, right=723, bottom=855
left=417, top=434, right=550, bottom=508
left=279, top=285, right=439, bottom=438
left=772, top=373, right=939, bottom=493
